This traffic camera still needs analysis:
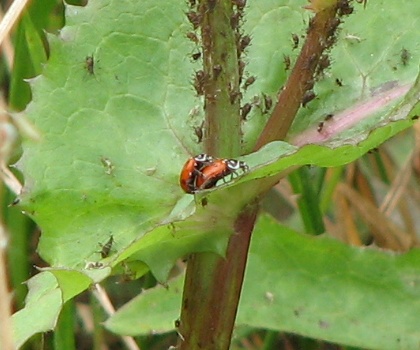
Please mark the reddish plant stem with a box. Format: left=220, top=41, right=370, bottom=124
left=178, top=205, right=258, bottom=350
left=254, top=4, right=340, bottom=150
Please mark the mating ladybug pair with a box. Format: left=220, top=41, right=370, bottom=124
left=180, top=154, right=249, bottom=194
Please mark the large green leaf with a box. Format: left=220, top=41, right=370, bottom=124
left=106, top=214, right=420, bottom=350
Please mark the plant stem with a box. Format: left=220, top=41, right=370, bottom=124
left=178, top=1, right=250, bottom=347
left=255, top=4, right=340, bottom=150
left=178, top=205, right=258, bottom=349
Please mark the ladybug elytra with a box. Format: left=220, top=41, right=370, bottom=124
left=179, top=154, right=214, bottom=193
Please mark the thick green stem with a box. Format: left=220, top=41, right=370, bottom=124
left=200, top=0, right=241, bottom=157
left=179, top=1, right=248, bottom=346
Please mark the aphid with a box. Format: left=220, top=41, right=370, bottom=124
left=85, top=55, right=95, bottom=75
left=338, top=0, right=353, bottom=16
left=243, top=76, right=256, bottom=90
left=101, top=157, right=114, bottom=175
left=401, top=48, right=410, bottom=66
left=239, top=35, right=251, bottom=52
left=233, top=0, right=246, bottom=11
left=411, top=115, right=419, bottom=121
left=187, top=11, right=202, bottom=29
left=194, top=70, right=206, bottom=95
left=9, top=197, right=20, bottom=207
left=317, top=55, right=330, bottom=75
left=85, top=261, right=104, bottom=269
left=194, top=125, right=203, bottom=143
left=317, top=121, right=324, bottom=133
left=192, top=52, right=201, bottom=61
left=263, top=93, right=273, bottom=113
left=325, top=113, right=334, bottom=121
left=302, top=90, right=316, bottom=107
left=230, top=12, right=242, bottom=29
left=292, top=33, right=299, bottom=50
left=241, top=103, right=252, bottom=120
left=283, top=54, right=291, bottom=71
left=213, top=65, right=222, bottom=79
left=238, top=60, right=246, bottom=77
left=186, top=32, right=199, bottom=44
left=229, top=83, right=242, bottom=104
left=100, top=235, right=114, bottom=258
left=335, top=78, right=343, bottom=87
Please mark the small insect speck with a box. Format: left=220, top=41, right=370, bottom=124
left=292, top=33, right=299, bottom=50
left=101, top=157, right=114, bottom=175
left=213, top=65, right=222, bottom=79
left=263, top=93, right=273, bottom=113
left=186, top=32, right=199, bottom=44
left=243, top=76, right=255, bottom=90
left=283, top=54, right=291, bottom=71
left=239, top=35, right=251, bottom=52
left=335, top=78, right=343, bottom=87
left=302, top=90, right=316, bottom=107
left=325, top=113, right=334, bottom=121
left=401, top=48, right=410, bottom=66
left=187, top=11, right=202, bottom=30
left=99, top=235, right=114, bottom=258
left=317, top=121, right=324, bottom=132
left=241, top=103, right=252, bottom=120
left=85, top=55, right=95, bottom=75
left=192, top=52, right=201, bottom=61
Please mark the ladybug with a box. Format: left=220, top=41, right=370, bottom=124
left=195, top=158, right=249, bottom=190
left=179, top=154, right=214, bottom=193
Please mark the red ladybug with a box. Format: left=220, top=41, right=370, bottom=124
left=195, top=158, right=249, bottom=190
left=179, top=154, right=214, bottom=193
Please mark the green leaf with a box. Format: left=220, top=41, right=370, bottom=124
left=12, top=272, right=62, bottom=348
left=106, top=214, right=420, bottom=350
left=18, top=0, right=212, bottom=278
left=240, top=215, right=420, bottom=350
left=105, top=276, right=183, bottom=335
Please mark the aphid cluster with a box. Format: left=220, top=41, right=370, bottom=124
left=179, top=154, right=249, bottom=194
